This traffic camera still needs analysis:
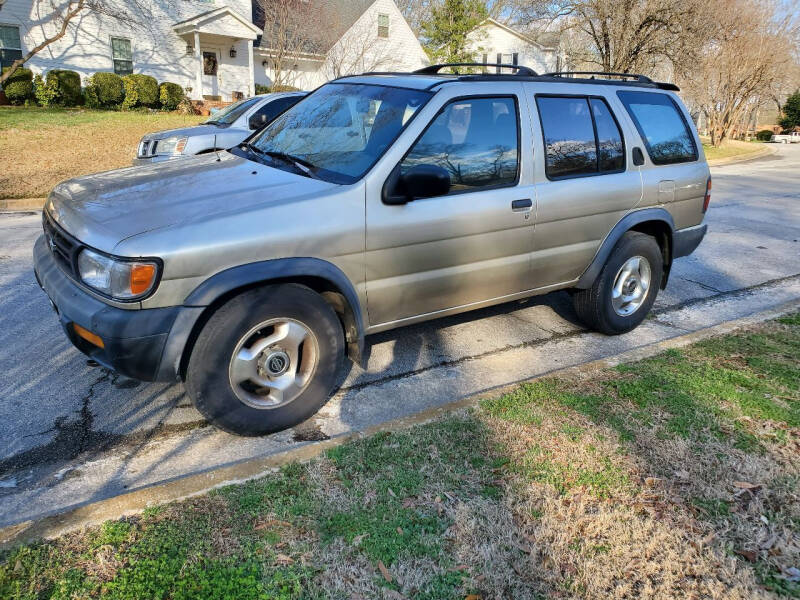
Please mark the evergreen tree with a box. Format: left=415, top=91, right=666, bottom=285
left=422, top=0, right=488, bottom=65
left=779, top=91, right=800, bottom=131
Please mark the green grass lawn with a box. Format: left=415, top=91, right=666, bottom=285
left=2, top=316, right=798, bottom=599
left=0, top=107, right=204, bottom=200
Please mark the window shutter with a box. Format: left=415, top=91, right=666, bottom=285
left=482, top=53, right=487, bottom=73
left=496, top=53, right=501, bottom=73
left=512, top=53, right=519, bottom=65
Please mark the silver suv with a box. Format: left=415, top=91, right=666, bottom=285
left=132, top=92, right=306, bottom=165
left=34, top=64, right=710, bottom=436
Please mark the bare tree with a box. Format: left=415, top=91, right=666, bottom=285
left=0, top=0, right=146, bottom=86
left=512, top=0, right=711, bottom=75
left=680, top=0, right=798, bottom=146
left=255, top=0, right=320, bottom=89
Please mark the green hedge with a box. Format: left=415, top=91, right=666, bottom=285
left=255, top=83, right=301, bottom=94
left=122, top=73, right=158, bottom=109
left=159, top=81, right=184, bottom=110
left=2, top=67, right=34, bottom=105
left=85, top=72, right=125, bottom=108
left=756, top=129, right=774, bottom=141
left=46, top=69, right=83, bottom=106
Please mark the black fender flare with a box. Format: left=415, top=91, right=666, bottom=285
left=168, top=258, right=366, bottom=377
left=574, top=208, right=675, bottom=289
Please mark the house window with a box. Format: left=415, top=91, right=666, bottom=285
left=377, top=13, right=389, bottom=38
left=111, top=37, right=133, bottom=76
left=495, top=52, right=518, bottom=73
left=0, top=25, right=22, bottom=71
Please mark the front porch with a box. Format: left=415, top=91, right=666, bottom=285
left=173, top=7, right=261, bottom=102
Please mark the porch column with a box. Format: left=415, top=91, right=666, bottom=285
left=247, top=40, right=254, bottom=97
left=194, top=31, right=202, bottom=100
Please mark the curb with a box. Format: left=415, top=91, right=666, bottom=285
left=0, top=198, right=46, bottom=211
left=707, top=143, right=775, bottom=167
left=2, top=298, right=798, bottom=548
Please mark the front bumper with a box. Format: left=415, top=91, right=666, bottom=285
left=33, top=235, right=202, bottom=381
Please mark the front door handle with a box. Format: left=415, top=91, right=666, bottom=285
left=511, top=198, right=533, bottom=211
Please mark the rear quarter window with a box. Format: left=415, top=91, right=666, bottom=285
left=617, top=91, right=697, bottom=165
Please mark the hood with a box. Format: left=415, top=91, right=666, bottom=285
left=143, top=123, right=235, bottom=140
left=46, top=152, right=337, bottom=253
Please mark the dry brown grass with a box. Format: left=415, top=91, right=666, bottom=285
left=1, top=107, right=204, bottom=200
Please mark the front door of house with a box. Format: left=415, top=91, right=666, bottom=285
left=201, top=47, right=220, bottom=100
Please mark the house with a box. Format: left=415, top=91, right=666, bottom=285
left=465, top=18, right=560, bottom=74
left=0, top=0, right=427, bottom=102
left=252, top=0, right=429, bottom=91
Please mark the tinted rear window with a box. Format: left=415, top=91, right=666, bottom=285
left=536, top=96, right=625, bottom=179
left=617, top=91, right=697, bottom=165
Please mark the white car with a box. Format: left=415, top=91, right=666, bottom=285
left=132, top=92, right=307, bottom=165
left=770, top=131, right=800, bottom=143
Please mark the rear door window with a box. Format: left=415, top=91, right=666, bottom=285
left=617, top=91, right=697, bottom=164
left=590, top=98, right=625, bottom=172
left=536, top=95, right=625, bottom=179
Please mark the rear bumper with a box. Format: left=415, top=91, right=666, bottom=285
left=33, top=235, right=202, bottom=381
left=673, top=223, right=707, bottom=259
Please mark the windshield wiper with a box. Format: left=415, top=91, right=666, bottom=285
left=259, top=149, right=322, bottom=180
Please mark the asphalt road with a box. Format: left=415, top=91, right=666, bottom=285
left=1, top=144, right=799, bottom=526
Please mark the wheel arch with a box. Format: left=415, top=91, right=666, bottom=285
left=176, top=258, right=366, bottom=380
left=575, top=208, right=675, bottom=290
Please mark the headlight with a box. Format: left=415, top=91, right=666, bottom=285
left=77, top=249, right=159, bottom=300
left=156, top=136, right=188, bottom=156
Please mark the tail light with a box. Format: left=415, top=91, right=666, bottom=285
left=702, top=177, right=711, bottom=213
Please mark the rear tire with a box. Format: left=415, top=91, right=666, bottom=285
left=572, top=231, right=663, bottom=335
left=186, top=284, right=344, bottom=436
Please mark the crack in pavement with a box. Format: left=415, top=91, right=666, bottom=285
left=680, top=276, right=725, bottom=294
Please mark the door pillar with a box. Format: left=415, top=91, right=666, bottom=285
left=194, top=31, right=202, bottom=100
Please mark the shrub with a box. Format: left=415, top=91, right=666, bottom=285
left=122, top=73, right=158, bottom=109
left=756, top=129, right=774, bottom=142
left=46, top=69, right=83, bottom=106
left=85, top=72, right=124, bottom=108
left=255, top=83, right=301, bottom=94
left=1, top=67, right=34, bottom=105
left=33, top=73, right=59, bottom=107
left=159, top=81, right=184, bottom=110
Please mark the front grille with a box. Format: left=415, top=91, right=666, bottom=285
left=42, top=211, right=81, bottom=278
left=137, top=139, right=158, bottom=158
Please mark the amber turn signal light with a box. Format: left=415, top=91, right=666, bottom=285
left=73, top=323, right=104, bottom=349
left=130, top=264, right=157, bottom=296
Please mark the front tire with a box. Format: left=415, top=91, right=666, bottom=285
left=572, top=231, right=663, bottom=335
left=186, top=284, right=344, bottom=436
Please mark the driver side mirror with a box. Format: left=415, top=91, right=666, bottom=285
left=249, top=113, right=268, bottom=130
left=382, top=164, right=451, bottom=205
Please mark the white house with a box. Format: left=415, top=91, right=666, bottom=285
left=253, top=0, right=429, bottom=91
left=0, top=0, right=427, bottom=102
left=465, top=18, right=560, bottom=75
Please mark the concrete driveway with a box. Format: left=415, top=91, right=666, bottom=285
left=1, top=144, right=799, bottom=527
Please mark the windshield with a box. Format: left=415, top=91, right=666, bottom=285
left=245, top=83, right=431, bottom=184
left=206, top=97, right=261, bottom=125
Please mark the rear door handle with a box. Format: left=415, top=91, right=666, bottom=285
left=511, top=198, right=533, bottom=211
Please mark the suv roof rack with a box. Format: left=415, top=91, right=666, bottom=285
left=544, top=71, right=652, bottom=83
left=415, top=63, right=538, bottom=77
left=541, top=70, right=679, bottom=91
